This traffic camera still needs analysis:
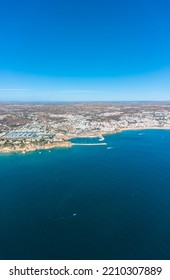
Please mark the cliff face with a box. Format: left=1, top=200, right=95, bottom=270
left=0, top=141, right=72, bottom=154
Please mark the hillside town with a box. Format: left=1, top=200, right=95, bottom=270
left=0, top=102, right=170, bottom=153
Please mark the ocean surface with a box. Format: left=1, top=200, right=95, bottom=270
left=0, top=130, right=170, bottom=260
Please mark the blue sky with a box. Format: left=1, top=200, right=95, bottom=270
left=0, top=0, right=170, bottom=101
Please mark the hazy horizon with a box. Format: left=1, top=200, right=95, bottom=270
left=0, top=99, right=170, bottom=103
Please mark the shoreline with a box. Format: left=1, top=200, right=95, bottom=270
left=0, top=126, right=170, bottom=154
left=115, top=126, right=170, bottom=133
left=68, top=126, right=170, bottom=139
left=102, top=126, right=170, bottom=136
left=0, top=141, right=72, bottom=154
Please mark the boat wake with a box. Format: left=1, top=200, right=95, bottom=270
left=49, top=213, right=77, bottom=222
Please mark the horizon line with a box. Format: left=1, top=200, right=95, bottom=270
left=0, top=100, right=170, bottom=103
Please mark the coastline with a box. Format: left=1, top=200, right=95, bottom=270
left=68, top=126, right=170, bottom=139
left=115, top=126, right=170, bottom=133
left=102, top=126, right=170, bottom=137
left=0, top=141, right=72, bottom=154
left=1, top=126, right=170, bottom=154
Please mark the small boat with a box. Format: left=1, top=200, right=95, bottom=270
left=99, top=135, right=105, bottom=141
left=73, top=213, right=77, bottom=216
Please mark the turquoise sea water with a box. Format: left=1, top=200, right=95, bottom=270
left=0, top=130, right=170, bottom=260
left=71, top=136, right=102, bottom=144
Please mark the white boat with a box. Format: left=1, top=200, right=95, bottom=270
left=99, top=136, right=105, bottom=141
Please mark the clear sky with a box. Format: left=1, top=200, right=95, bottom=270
left=0, top=0, right=170, bottom=101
